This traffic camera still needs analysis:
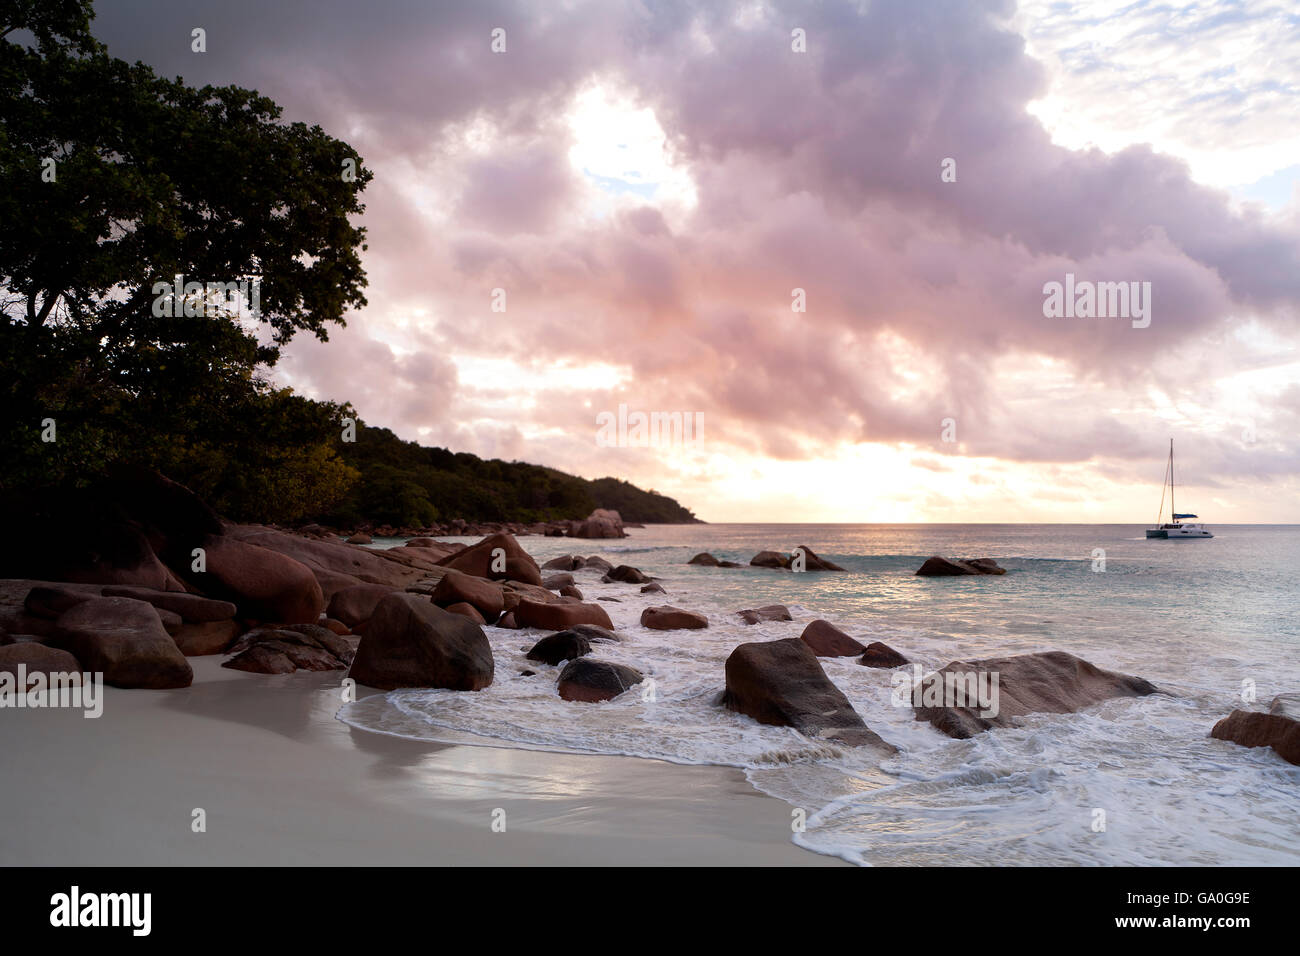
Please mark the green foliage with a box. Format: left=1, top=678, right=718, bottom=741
left=325, top=425, right=698, bottom=527
left=0, top=1, right=368, bottom=517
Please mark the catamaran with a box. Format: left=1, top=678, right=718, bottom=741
left=1146, top=439, right=1212, bottom=538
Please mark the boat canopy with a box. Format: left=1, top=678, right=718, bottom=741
left=1173, top=513, right=1198, bottom=519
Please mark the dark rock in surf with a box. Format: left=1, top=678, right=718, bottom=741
left=913, top=650, right=1157, bottom=738
left=915, top=556, right=1006, bottom=576
left=799, top=619, right=865, bottom=656
left=721, top=638, right=894, bottom=750
left=557, top=659, right=643, bottom=702
left=1211, top=695, right=1300, bottom=766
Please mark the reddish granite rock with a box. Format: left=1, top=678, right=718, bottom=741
left=557, top=658, right=643, bottom=701
left=737, top=605, right=793, bottom=625
left=24, top=584, right=97, bottom=618
left=641, top=606, right=709, bottom=630
left=345, top=533, right=373, bottom=545
left=349, top=593, right=494, bottom=691
left=721, top=638, right=894, bottom=750
left=749, top=550, right=791, bottom=569
left=513, top=599, right=614, bottom=631
left=222, top=524, right=447, bottom=598
left=431, top=569, right=504, bottom=623
left=223, top=625, right=352, bottom=673
left=915, top=556, right=1007, bottom=576
left=526, top=631, right=593, bottom=665
left=913, top=651, right=1157, bottom=738
left=640, top=582, right=666, bottom=594
left=54, top=597, right=193, bottom=688
left=799, top=619, right=866, bottom=656
left=791, top=545, right=846, bottom=572
left=0, top=643, right=83, bottom=687
left=326, top=583, right=395, bottom=629
left=173, top=619, right=242, bottom=656
left=559, top=584, right=584, bottom=600
left=435, top=533, right=543, bottom=586
left=101, top=586, right=237, bottom=623
left=603, top=565, right=652, bottom=584
left=687, top=553, right=720, bottom=566
left=1211, top=695, right=1300, bottom=766
left=568, top=509, right=626, bottom=539
left=445, top=602, right=487, bottom=624
left=860, top=641, right=910, bottom=668
left=541, top=555, right=585, bottom=571
left=199, top=535, right=324, bottom=625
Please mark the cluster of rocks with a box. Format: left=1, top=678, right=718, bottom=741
left=299, top=508, right=635, bottom=542
left=688, top=545, right=845, bottom=571
left=5, top=474, right=1290, bottom=769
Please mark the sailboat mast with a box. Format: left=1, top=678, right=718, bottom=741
left=1169, top=439, right=1175, bottom=523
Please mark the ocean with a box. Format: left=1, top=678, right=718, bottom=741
left=338, top=524, right=1300, bottom=866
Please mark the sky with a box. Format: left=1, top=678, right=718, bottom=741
left=91, top=0, right=1300, bottom=522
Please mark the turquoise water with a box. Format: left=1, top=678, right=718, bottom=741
left=342, top=524, right=1300, bottom=865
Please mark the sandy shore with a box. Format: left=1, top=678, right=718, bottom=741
left=0, top=658, right=842, bottom=866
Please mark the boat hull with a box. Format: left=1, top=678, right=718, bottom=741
left=1147, top=525, right=1212, bottom=538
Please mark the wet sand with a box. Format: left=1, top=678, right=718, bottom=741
left=0, top=658, right=842, bottom=866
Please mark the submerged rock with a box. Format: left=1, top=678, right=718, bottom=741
left=721, top=638, right=894, bottom=750
left=602, top=565, right=652, bottom=584
left=687, top=553, right=720, bottom=566
left=641, top=606, right=709, bottom=630
left=913, top=650, right=1157, bottom=738
left=737, top=605, right=793, bottom=625
left=557, top=658, right=643, bottom=702
left=915, top=556, right=1006, bottom=576
left=1211, top=695, right=1300, bottom=766
left=512, top=599, right=614, bottom=631
left=792, top=545, right=846, bottom=571
left=526, top=631, right=592, bottom=665
left=859, top=641, right=909, bottom=668
left=542, top=555, right=584, bottom=572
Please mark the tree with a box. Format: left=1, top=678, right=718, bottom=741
left=0, top=0, right=371, bottom=506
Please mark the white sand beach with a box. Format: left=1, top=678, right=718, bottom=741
left=0, top=658, right=841, bottom=866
